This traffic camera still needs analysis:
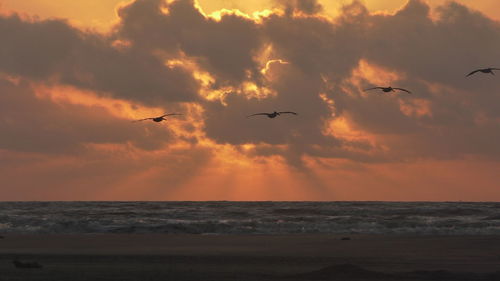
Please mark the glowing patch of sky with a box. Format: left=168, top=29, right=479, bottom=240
left=1, top=0, right=499, bottom=31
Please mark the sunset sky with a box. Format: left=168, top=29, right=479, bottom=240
left=0, top=0, right=499, bottom=201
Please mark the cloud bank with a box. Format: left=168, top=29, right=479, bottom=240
left=0, top=0, right=499, bottom=200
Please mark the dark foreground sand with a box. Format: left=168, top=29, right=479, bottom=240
left=1, top=234, right=500, bottom=280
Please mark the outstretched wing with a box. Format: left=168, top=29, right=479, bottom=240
left=247, top=113, right=269, bottom=118
left=491, top=68, right=500, bottom=71
left=393, top=88, right=412, bottom=94
left=466, top=69, right=481, bottom=77
left=132, top=118, right=154, bottom=122
left=364, top=87, right=383, bottom=91
left=278, top=111, right=298, bottom=115
left=160, top=113, right=183, bottom=118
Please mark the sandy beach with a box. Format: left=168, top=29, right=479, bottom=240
left=1, top=234, right=500, bottom=280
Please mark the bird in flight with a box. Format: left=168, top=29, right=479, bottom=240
left=364, top=86, right=412, bottom=94
left=247, top=111, right=298, bottom=118
left=466, top=67, right=500, bottom=77
left=133, top=113, right=182, bottom=123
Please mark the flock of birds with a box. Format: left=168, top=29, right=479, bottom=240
left=133, top=67, right=498, bottom=123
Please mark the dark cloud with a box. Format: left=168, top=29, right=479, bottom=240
left=0, top=14, right=78, bottom=79
left=274, top=0, right=323, bottom=15
left=61, top=36, right=199, bottom=104
left=0, top=12, right=199, bottom=106
left=117, top=0, right=264, bottom=85
left=296, top=0, right=323, bottom=15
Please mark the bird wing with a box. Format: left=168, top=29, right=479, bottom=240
left=247, top=113, right=269, bottom=118
left=491, top=68, right=500, bottom=71
left=393, top=88, right=412, bottom=94
left=364, top=87, right=383, bottom=91
left=132, top=118, right=154, bottom=122
left=278, top=111, right=298, bottom=115
left=466, top=69, right=481, bottom=77
left=160, top=113, right=183, bottom=118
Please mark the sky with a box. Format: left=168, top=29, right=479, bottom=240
left=0, top=0, right=499, bottom=201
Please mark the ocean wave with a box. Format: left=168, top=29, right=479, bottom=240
left=1, top=202, right=500, bottom=235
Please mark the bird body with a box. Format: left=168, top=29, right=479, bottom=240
left=364, top=86, right=411, bottom=94
left=466, top=67, right=500, bottom=77
left=134, top=113, right=182, bottom=123
left=152, top=117, right=166, bottom=122
left=247, top=111, right=298, bottom=118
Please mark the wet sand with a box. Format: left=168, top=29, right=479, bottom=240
left=1, top=234, right=500, bottom=280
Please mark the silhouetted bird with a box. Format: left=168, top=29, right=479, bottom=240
left=247, top=111, right=298, bottom=118
left=12, top=260, right=42, bottom=269
left=364, top=86, right=411, bottom=94
left=133, top=113, right=182, bottom=123
left=466, top=67, right=500, bottom=77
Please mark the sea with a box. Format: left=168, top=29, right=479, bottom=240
left=1, top=201, right=500, bottom=235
